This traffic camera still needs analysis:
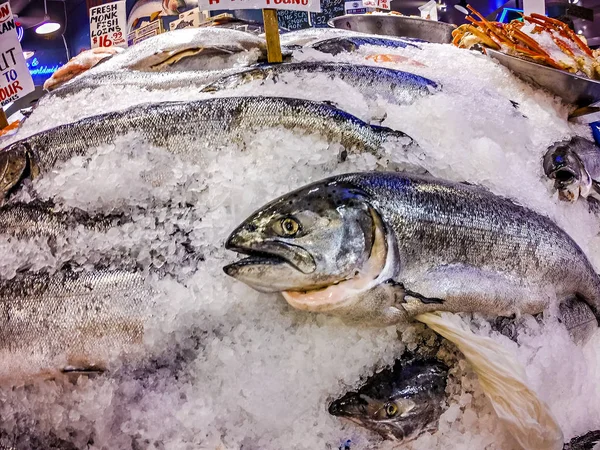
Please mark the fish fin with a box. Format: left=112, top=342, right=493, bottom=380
left=321, top=99, right=340, bottom=109
left=384, top=279, right=444, bottom=304
left=564, top=429, right=600, bottom=450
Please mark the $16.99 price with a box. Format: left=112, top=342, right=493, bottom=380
left=93, top=32, right=123, bottom=47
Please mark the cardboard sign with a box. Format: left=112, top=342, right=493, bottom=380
left=362, top=0, right=390, bottom=10
left=0, top=3, right=34, bottom=106
left=198, top=0, right=321, bottom=13
left=90, top=1, right=128, bottom=49
left=170, top=8, right=209, bottom=30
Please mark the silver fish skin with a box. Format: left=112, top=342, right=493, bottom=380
left=201, top=62, right=438, bottom=105
left=48, top=67, right=251, bottom=99
left=543, top=137, right=600, bottom=202
left=224, top=172, right=600, bottom=326
left=0, top=97, right=413, bottom=193
left=329, top=355, right=448, bottom=442
left=0, top=200, right=113, bottom=239
left=0, top=268, right=150, bottom=381
left=278, top=28, right=366, bottom=46
left=84, top=28, right=267, bottom=74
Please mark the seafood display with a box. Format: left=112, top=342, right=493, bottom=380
left=544, top=137, right=600, bottom=203
left=453, top=6, right=600, bottom=79
left=225, top=172, right=600, bottom=325
left=1, top=13, right=600, bottom=450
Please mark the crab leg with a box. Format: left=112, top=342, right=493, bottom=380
left=530, top=13, right=593, bottom=57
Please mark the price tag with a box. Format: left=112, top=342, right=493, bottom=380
left=90, top=1, right=128, bottom=49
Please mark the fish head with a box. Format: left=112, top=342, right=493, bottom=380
left=543, top=142, right=591, bottom=202
left=328, top=357, right=448, bottom=442
left=0, top=142, right=37, bottom=198
left=224, top=180, right=377, bottom=293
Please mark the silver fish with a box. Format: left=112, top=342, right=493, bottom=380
left=311, top=36, right=419, bottom=56
left=224, top=172, right=600, bottom=326
left=87, top=28, right=267, bottom=73
left=0, top=200, right=114, bottom=239
left=0, top=98, right=413, bottom=196
left=329, top=354, right=448, bottom=442
left=543, top=137, right=600, bottom=202
left=200, top=62, right=438, bottom=106
left=49, top=66, right=252, bottom=99
left=0, top=268, right=151, bottom=381
left=278, top=28, right=365, bottom=46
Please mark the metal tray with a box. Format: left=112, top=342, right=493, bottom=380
left=327, top=15, right=456, bottom=44
left=487, top=49, right=600, bottom=107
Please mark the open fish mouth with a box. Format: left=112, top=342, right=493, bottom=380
left=224, top=241, right=316, bottom=275
left=225, top=250, right=288, bottom=269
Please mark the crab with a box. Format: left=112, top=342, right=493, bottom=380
left=452, top=5, right=600, bottom=79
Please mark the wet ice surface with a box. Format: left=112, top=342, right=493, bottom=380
left=1, top=39, right=600, bottom=449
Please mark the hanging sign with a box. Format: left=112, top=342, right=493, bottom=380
left=0, top=3, right=34, bottom=106
left=89, top=0, right=128, bottom=49
left=198, top=0, right=321, bottom=13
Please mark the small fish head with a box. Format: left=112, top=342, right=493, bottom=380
left=224, top=180, right=375, bottom=292
left=543, top=143, right=587, bottom=202
left=328, top=357, right=448, bottom=442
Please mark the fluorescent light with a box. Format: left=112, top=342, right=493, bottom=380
left=454, top=4, right=468, bottom=14
left=35, top=21, right=60, bottom=34
left=23, top=50, right=34, bottom=59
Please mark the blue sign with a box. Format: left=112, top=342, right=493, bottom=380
left=25, top=52, right=64, bottom=86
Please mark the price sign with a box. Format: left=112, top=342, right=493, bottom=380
left=90, top=1, right=128, bottom=49
left=0, top=3, right=34, bottom=106
left=198, top=0, right=321, bottom=13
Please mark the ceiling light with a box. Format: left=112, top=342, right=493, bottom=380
left=454, top=4, right=468, bottom=14
left=578, top=30, right=583, bottom=34
left=23, top=50, right=34, bottom=59
left=35, top=21, right=60, bottom=35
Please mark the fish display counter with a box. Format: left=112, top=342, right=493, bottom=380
left=1, top=21, right=600, bottom=450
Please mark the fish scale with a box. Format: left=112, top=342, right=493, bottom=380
left=0, top=97, right=413, bottom=196
left=0, top=268, right=151, bottom=380
left=200, top=62, right=438, bottom=106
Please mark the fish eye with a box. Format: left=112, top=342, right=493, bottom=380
left=385, top=403, right=398, bottom=417
left=279, top=217, right=300, bottom=237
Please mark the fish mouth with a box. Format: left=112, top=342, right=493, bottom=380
left=224, top=240, right=316, bottom=275
left=551, top=167, right=578, bottom=186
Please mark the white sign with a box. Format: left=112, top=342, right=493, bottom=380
left=523, top=0, right=545, bottom=17
left=0, top=3, right=34, bottom=107
left=345, top=0, right=370, bottom=14
left=418, top=0, right=437, bottom=20
left=198, top=0, right=321, bottom=13
left=362, top=0, right=390, bottom=10
left=90, top=1, right=128, bottom=49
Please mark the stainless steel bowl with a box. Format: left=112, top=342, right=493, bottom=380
left=487, top=49, right=600, bottom=107
left=328, top=14, right=456, bottom=44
